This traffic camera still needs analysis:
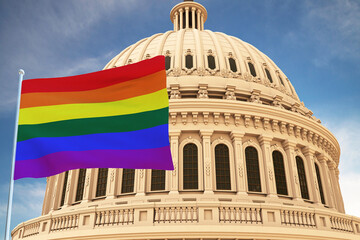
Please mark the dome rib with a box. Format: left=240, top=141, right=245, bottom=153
left=137, top=33, right=162, bottom=61
left=218, top=32, right=245, bottom=74
left=204, top=30, right=226, bottom=72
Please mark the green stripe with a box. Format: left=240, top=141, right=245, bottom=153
left=18, top=107, right=168, bottom=142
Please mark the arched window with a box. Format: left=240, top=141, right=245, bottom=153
left=75, top=169, right=86, bottom=202
left=207, top=55, right=216, bottom=70
left=185, top=54, right=193, bottom=69
left=183, top=143, right=198, bottom=189
left=315, top=163, right=325, bottom=204
left=229, top=58, right=237, bottom=72
left=278, top=75, right=285, bottom=86
left=60, top=171, right=69, bottom=207
left=151, top=170, right=166, bottom=191
left=96, top=168, right=108, bottom=197
left=245, top=147, right=261, bottom=192
left=248, top=62, right=256, bottom=77
left=121, top=169, right=135, bottom=193
left=272, top=151, right=288, bottom=195
left=296, top=157, right=309, bottom=200
left=265, top=68, right=273, bottom=83
left=165, top=56, right=171, bottom=70
left=215, top=144, right=231, bottom=190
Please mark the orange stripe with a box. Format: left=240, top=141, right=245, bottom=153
left=20, top=70, right=165, bottom=109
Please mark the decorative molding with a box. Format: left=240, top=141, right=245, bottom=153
left=238, top=165, right=244, bottom=177
left=203, top=112, right=209, bottom=125
left=224, top=113, right=230, bottom=125
left=170, top=112, right=177, bottom=125
left=253, top=116, right=260, bottom=129
left=139, top=169, right=145, bottom=178
left=244, top=115, right=251, bottom=128
left=172, top=163, right=177, bottom=176
left=110, top=169, right=115, bottom=182
left=234, top=114, right=241, bottom=126
left=181, top=112, right=188, bottom=125
left=268, top=169, right=274, bottom=181
left=213, top=112, right=220, bottom=125
left=271, top=119, right=278, bottom=132
left=192, top=112, right=198, bottom=125
left=205, top=162, right=211, bottom=176
left=263, top=118, right=270, bottom=130
left=295, top=176, right=299, bottom=184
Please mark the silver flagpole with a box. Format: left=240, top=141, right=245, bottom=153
left=4, top=69, right=25, bottom=240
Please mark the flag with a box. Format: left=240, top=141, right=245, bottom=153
left=14, top=56, right=173, bottom=180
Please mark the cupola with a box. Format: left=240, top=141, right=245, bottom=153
left=170, top=0, right=208, bottom=31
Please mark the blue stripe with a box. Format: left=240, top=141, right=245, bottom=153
left=16, top=124, right=169, bottom=161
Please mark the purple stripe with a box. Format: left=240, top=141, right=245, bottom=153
left=14, top=146, right=173, bottom=180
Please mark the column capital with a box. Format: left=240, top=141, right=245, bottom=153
left=258, top=134, right=273, bottom=145
left=283, top=139, right=297, bottom=150
left=200, top=129, right=213, bottom=138
left=230, top=130, right=245, bottom=141
left=317, top=154, right=327, bottom=163
left=179, top=8, right=184, bottom=13
left=169, top=130, right=181, bottom=138
left=303, top=146, right=316, bottom=156
left=327, top=161, right=337, bottom=170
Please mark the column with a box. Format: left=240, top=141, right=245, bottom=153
left=230, top=131, right=247, bottom=196
left=258, top=135, right=277, bottom=197
left=303, top=147, right=320, bottom=204
left=185, top=7, right=189, bottom=29
left=334, top=168, right=345, bottom=213
left=63, top=170, right=76, bottom=207
left=169, top=130, right=181, bottom=194
left=191, top=7, right=196, bottom=29
left=82, top=169, right=95, bottom=203
left=197, top=10, right=201, bottom=30
left=136, top=169, right=146, bottom=196
left=179, top=9, right=184, bottom=30
left=49, top=174, right=60, bottom=212
left=42, top=177, right=54, bottom=215
left=175, top=12, right=179, bottom=31
left=283, top=140, right=302, bottom=200
left=106, top=168, right=119, bottom=199
left=328, top=162, right=341, bottom=211
left=200, top=129, right=214, bottom=193
left=200, top=13, right=204, bottom=30
left=318, top=155, right=335, bottom=208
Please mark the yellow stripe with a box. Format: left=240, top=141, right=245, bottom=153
left=19, top=89, right=168, bottom=125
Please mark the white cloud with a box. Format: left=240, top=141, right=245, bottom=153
left=284, top=0, right=360, bottom=67
left=327, top=119, right=360, bottom=216
left=0, top=180, right=46, bottom=238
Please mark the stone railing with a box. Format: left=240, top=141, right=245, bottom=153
left=219, top=207, right=262, bottom=224
left=280, top=210, right=316, bottom=227
left=11, top=202, right=360, bottom=240
left=154, top=206, right=198, bottom=223
left=95, top=209, right=134, bottom=226
left=330, top=216, right=354, bottom=233
left=22, top=222, right=40, bottom=238
left=50, top=214, right=79, bottom=232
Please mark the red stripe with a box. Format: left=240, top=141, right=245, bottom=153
left=21, top=56, right=165, bottom=94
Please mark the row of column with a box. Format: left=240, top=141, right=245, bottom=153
left=42, top=130, right=345, bottom=215
left=173, top=7, right=204, bottom=31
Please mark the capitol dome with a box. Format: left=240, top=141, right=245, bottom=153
left=11, top=1, right=360, bottom=240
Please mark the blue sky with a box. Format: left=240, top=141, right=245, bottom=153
left=0, top=0, right=359, bottom=237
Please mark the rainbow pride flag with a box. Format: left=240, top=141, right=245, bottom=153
left=14, top=56, right=173, bottom=180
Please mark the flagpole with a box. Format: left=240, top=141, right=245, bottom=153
left=4, top=69, right=25, bottom=240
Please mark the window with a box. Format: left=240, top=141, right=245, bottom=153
left=151, top=170, right=166, bottom=191
left=272, top=151, right=288, bottom=195
left=245, top=147, right=261, bottom=192
left=248, top=62, right=256, bottom=77
left=96, top=168, right=108, bottom=197
left=75, top=169, right=86, bottom=202
left=215, top=144, right=231, bottom=190
left=296, top=157, right=309, bottom=200
left=183, top=143, right=198, bottom=189
left=229, top=58, right=237, bottom=72
left=60, top=171, right=69, bottom=207
left=165, top=56, right=171, bottom=70
left=207, top=55, right=216, bottom=70
left=121, top=169, right=135, bottom=193
left=315, top=163, right=326, bottom=204
left=278, top=75, right=285, bottom=86
left=185, top=54, right=193, bottom=69
left=265, top=68, right=273, bottom=83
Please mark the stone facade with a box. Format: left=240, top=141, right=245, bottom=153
left=12, top=1, right=360, bottom=239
